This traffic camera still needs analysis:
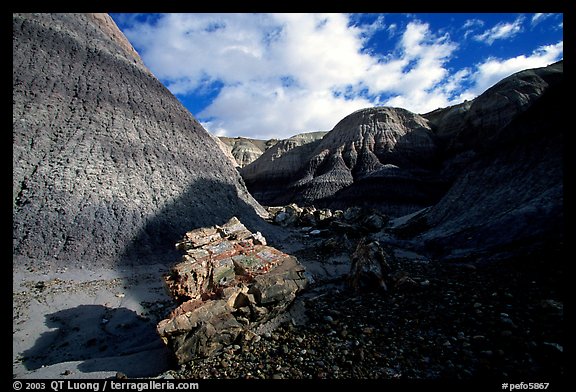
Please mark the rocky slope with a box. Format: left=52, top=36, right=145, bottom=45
left=219, top=132, right=327, bottom=170
left=241, top=131, right=328, bottom=203
left=12, top=13, right=268, bottom=269
left=240, top=61, right=563, bottom=264
left=424, top=61, right=563, bottom=155
left=167, top=239, right=563, bottom=380
left=218, top=137, right=272, bottom=167
left=396, top=62, right=564, bottom=262
left=243, top=108, right=447, bottom=215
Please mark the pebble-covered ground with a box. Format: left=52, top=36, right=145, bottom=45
left=161, top=242, right=564, bottom=381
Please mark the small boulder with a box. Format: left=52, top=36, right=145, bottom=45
left=347, top=237, right=392, bottom=292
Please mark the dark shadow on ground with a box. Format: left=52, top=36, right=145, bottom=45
left=22, top=305, right=172, bottom=377
left=118, top=178, right=281, bottom=268
left=17, top=179, right=286, bottom=377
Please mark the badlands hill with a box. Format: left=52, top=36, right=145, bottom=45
left=241, top=61, right=564, bottom=261
left=219, top=132, right=327, bottom=168
left=12, top=13, right=564, bottom=381
left=242, top=107, right=446, bottom=216
left=217, top=137, right=277, bottom=167
left=404, top=61, right=564, bottom=261
left=12, top=13, right=268, bottom=269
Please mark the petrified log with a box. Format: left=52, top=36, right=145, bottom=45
left=157, top=217, right=308, bottom=364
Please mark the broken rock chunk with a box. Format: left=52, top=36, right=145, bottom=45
left=157, top=217, right=308, bottom=364
left=348, top=237, right=392, bottom=292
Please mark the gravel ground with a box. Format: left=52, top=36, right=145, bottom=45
left=13, top=228, right=563, bottom=384
left=159, top=237, right=564, bottom=382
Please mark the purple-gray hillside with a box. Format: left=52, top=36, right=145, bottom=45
left=397, top=61, right=564, bottom=261
left=240, top=131, right=328, bottom=204
left=13, top=13, right=267, bottom=269
left=243, top=107, right=447, bottom=215
left=218, top=137, right=280, bottom=168
left=240, top=61, right=563, bottom=262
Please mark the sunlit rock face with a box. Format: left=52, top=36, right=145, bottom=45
left=240, top=131, right=328, bottom=205
left=217, top=137, right=270, bottom=168
left=12, top=13, right=267, bottom=268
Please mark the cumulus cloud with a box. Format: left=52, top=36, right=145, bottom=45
left=116, top=13, right=562, bottom=139
left=463, top=41, right=563, bottom=97
left=122, top=13, right=381, bottom=138
left=473, top=16, right=524, bottom=45
left=200, top=83, right=373, bottom=139
left=367, top=21, right=459, bottom=112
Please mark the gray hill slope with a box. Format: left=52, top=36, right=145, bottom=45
left=13, top=13, right=267, bottom=269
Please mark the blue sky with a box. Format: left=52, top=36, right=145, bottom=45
left=110, top=13, right=563, bottom=140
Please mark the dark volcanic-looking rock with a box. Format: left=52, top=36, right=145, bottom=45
left=12, top=13, right=267, bottom=268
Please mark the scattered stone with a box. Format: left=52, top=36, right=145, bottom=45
left=265, top=203, right=389, bottom=235
left=274, top=212, right=289, bottom=224
left=156, top=249, right=562, bottom=380
left=343, top=207, right=363, bottom=222
left=362, top=213, right=388, bottom=231
left=540, top=299, right=563, bottom=316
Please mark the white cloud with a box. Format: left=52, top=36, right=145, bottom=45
left=122, top=13, right=381, bottom=138
left=117, top=13, right=562, bottom=139
left=473, top=16, right=524, bottom=45
left=387, top=23, right=397, bottom=38
left=463, top=18, right=484, bottom=29
left=462, top=18, right=484, bottom=39
left=464, top=41, right=563, bottom=96
left=368, top=21, right=458, bottom=113
left=200, top=83, right=373, bottom=139
left=531, top=13, right=553, bottom=26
